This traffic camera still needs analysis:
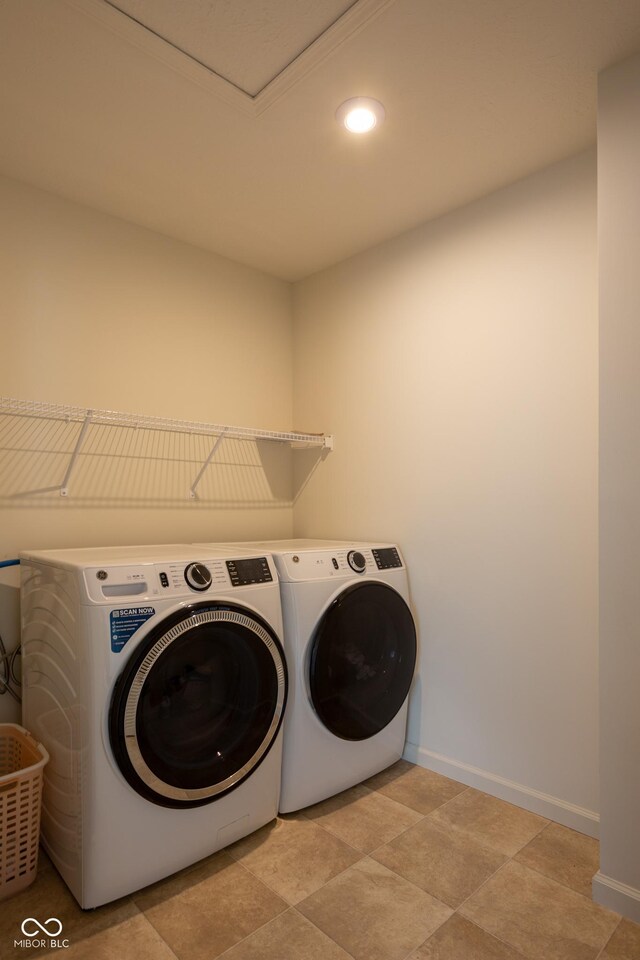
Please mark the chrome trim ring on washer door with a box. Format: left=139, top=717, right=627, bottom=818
left=111, top=605, right=287, bottom=806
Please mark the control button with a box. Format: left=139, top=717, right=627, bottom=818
left=184, top=562, right=212, bottom=591
left=159, top=572, right=169, bottom=588
left=332, top=557, right=339, bottom=570
left=347, top=550, right=366, bottom=574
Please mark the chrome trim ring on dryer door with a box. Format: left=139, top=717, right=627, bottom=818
left=120, top=608, right=286, bottom=804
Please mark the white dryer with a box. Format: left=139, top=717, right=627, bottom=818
left=196, top=539, right=417, bottom=813
left=20, top=544, right=287, bottom=908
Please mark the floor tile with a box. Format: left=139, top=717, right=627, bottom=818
left=218, top=907, right=353, bottom=960
left=372, top=814, right=507, bottom=908
left=1, top=850, right=139, bottom=954
left=460, top=860, right=620, bottom=960
left=133, top=849, right=287, bottom=960
left=228, top=815, right=362, bottom=904
left=514, top=822, right=599, bottom=897
left=600, top=918, right=640, bottom=959
left=303, top=783, right=423, bottom=853
left=429, top=787, right=548, bottom=857
left=3, top=791, right=625, bottom=960
left=409, top=913, right=525, bottom=959
left=298, top=857, right=452, bottom=960
left=60, top=912, right=178, bottom=960
left=363, top=760, right=468, bottom=815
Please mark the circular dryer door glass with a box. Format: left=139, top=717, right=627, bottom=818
left=309, top=582, right=416, bottom=741
left=109, top=604, right=287, bottom=807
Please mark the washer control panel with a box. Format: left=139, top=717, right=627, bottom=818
left=84, top=555, right=276, bottom=601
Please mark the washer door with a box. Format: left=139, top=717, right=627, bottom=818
left=309, top=582, right=416, bottom=741
left=109, top=603, right=287, bottom=808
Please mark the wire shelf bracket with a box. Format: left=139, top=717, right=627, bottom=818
left=189, top=427, right=229, bottom=500
left=59, top=409, right=94, bottom=497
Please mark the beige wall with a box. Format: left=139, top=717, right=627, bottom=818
left=293, top=150, right=599, bottom=830
left=0, top=175, right=295, bottom=720
left=0, top=152, right=603, bottom=835
left=595, top=51, right=640, bottom=921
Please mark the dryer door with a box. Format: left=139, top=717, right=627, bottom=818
left=109, top=603, right=287, bottom=808
left=309, top=582, right=416, bottom=741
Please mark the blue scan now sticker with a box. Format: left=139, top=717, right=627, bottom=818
left=110, top=607, right=155, bottom=653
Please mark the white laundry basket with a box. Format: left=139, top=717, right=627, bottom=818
left=0, top=723, right=49, bottom=900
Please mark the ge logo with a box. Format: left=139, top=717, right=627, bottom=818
left=21, top=918, right=63, bottom=937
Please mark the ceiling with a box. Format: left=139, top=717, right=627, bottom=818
left=107, top=0, right=360, bottom=97
left=1, top=0, right=640, bottom=281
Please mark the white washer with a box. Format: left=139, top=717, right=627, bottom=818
left=20, top=544, right=287, bottom=908
left=196, top=539, right=417, bottom=813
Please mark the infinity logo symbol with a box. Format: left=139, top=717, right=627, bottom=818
left=21, top=917, right=63, bottom=937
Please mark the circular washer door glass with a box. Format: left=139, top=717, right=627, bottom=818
left=109, top=603, right=287, bottom=807
left=309, top=582, right=416, bottom=741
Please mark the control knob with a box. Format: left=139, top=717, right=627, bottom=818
left=347, top=550, right=366, bottom=574
left=184, top=562, right=212, bottom=591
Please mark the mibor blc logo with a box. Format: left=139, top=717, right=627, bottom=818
left=14, top=917, right=70, bottom=949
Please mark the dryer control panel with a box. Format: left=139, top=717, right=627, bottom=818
left=275, top=545, right=404, bottom=582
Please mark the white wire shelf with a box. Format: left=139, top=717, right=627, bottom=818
left=0, top=396, right=333, bottom=499
left=0, top=397, right=332, bottom=446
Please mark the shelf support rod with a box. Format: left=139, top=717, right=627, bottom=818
left=60, top=410, right=93, bottom=497
left=189, top=428, right=228, bottom=500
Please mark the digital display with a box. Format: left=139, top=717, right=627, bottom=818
left=226, top=557, right=273, bottom=586
left=372, top=547, right=402, bottom=570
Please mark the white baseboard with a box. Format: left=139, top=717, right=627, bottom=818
left=403, top=742, right=599, bottom=839
left=592, top=872, right=640, bottom=923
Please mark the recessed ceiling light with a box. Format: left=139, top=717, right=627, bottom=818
left=336, top=97, right=385, bottom=134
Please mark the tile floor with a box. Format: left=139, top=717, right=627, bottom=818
left=3, top=760, right=640, bottom=959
